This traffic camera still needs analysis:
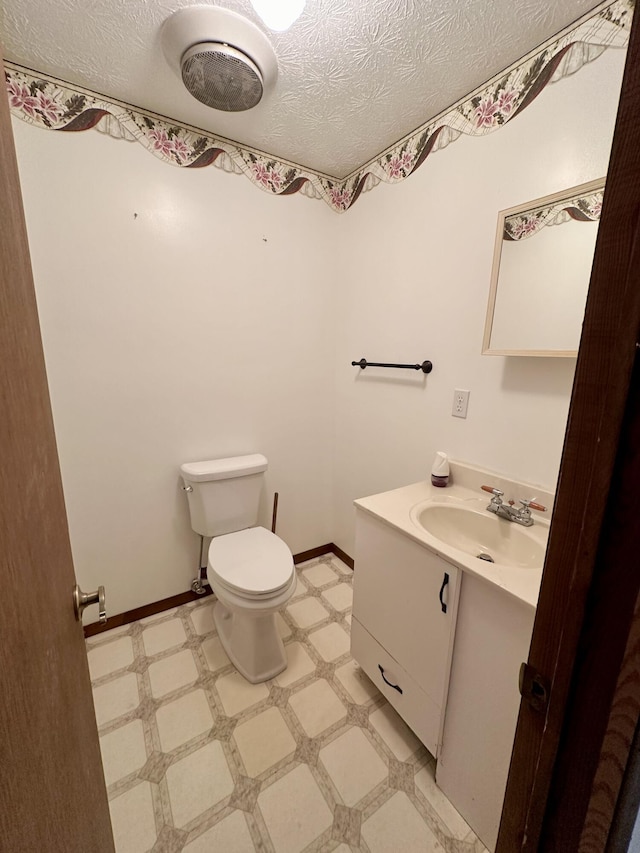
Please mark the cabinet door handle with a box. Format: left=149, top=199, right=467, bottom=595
left=439, top=572, right=450, bottom=613
left=378, top=664, right=403, bottom=694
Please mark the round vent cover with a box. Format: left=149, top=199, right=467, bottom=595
left=181, top=42, right=264, bottom=112
left=162, top=7, right=278, bottom=113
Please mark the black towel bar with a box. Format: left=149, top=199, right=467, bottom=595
left=351, top=358, right=433, bottom=374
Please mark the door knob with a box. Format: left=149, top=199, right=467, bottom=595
left=73, top=584, right=107, bottom=624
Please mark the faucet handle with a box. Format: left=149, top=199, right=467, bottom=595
left=481, top=485, right=504, bottom=498
left=481, top=485, right=504, bottom=506
left=519, top=498, right=547, bottom=512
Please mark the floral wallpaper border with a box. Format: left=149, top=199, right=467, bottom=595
left=504, top=188, right=604, bottom=240
left=5, top=0, right=633, bottom=214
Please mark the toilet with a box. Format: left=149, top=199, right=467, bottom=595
left=180, top=454, right=295, bottom=683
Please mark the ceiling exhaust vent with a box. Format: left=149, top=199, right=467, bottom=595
left=162, top=6, right=278, bottom=113
left=181, top=42, right=264, bottom=111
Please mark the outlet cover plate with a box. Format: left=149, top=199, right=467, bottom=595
left=452, top=389, right=470, bottom=418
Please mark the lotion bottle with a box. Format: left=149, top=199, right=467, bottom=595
left=431, top=451, right=450, bottom=487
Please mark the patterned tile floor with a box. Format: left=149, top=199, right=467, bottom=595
left=87, top=555, right=489, bottom=853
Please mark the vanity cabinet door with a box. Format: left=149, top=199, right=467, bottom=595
left=352, top=510, right=460, bottom=719
left=436, top=573, right=535, bottom=850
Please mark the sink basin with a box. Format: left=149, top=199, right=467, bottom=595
left=411, top=502, right=546, bottom=569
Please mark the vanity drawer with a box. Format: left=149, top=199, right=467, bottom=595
left=351, top=616, right=441, bottom=756
left=353, top=510, right=460, bottom=702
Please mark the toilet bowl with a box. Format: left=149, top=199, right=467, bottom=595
left=180, top=454, right=295, bottom=683
left=208, top=526, right=295, bottom=683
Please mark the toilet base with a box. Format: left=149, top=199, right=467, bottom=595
left=213, top=599, right=288, bottom=684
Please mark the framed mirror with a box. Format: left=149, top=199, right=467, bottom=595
left=482, top=177, right=605, bottom=357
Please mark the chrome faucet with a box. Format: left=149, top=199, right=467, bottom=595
left=481, top=486, right=547, bottom=527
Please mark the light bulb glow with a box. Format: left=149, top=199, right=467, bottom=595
left=251, top=0, right=305, bottom=31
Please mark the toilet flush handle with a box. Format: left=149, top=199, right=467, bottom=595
left=182, top=485, right=193, bottom=493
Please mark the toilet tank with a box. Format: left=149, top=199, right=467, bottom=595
left=180, top=454, right=268, bottom=537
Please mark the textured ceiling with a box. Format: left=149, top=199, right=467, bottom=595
left=1, top=0, right=602, bottom=177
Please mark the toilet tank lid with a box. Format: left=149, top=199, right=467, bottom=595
left=180, top=454, right=268, bottom=482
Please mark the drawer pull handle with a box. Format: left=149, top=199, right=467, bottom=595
left=378, top=664, right=403, bottom=694
left=439, top=572, right=450, bottom=613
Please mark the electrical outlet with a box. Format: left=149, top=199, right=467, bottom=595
left=452, top=389, right=470, bottom=418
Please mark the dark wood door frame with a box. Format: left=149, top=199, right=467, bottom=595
left=497, top=7, right=640, bottom=851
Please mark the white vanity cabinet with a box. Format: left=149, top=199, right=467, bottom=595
left=351, top=509, right=461, bottom=756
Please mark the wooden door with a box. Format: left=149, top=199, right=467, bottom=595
left=0, top=47, right=114, bottom=852
left=497, top=6, right=640, bottom=851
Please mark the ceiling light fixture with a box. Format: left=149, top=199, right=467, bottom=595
left=250, top=0, right=305, bottom=32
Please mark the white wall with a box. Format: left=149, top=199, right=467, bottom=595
left=331, top=48, right=626, bottom=554
left=12, top=46, right=626, bottom=612
left=14, top=121, right=340, bottom=619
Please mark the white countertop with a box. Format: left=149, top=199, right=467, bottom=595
left=354, top=461, right=553, bottom=610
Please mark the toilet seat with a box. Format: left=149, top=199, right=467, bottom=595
left=208, top=526, right=294, bottom=599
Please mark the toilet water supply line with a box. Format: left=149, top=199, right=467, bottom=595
left=191, top=491, right=280, bottom=595
left=193, top=534, right=208, bottom=595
